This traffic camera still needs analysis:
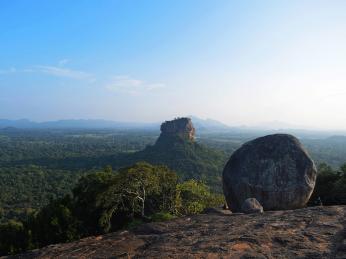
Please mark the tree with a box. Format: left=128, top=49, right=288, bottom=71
left=72, top=172, right=117, bottom=235
left=340, top=163, right=346, bottom=174
left=175, top=180, right=223, bottom=215
left=28, top=197, right=79, bottom=247
left=103, top=163, right=177, bottom=223
left=309, top=163, right=346, bottom=205
left=72, top=162, right=178, bottom=234
left=104, top=165, right=113, bottom=174
left=0, top=220, right=28, bottom=256
left=118, top=162, right=159, bottom=217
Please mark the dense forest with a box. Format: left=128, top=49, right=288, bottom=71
left=0, top=129, right=157, bottom=223
left=1, top=128, right=346, bottom=223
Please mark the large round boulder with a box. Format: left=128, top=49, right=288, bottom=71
left=222, top=134, right=317, bottom=212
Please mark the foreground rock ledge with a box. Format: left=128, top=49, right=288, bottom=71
left=11, top=206, right=346, bottom=259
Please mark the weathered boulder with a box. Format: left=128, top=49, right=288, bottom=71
left=241, top=198, right=263, bottom=214
left=222, top=134, right=317, bottom=212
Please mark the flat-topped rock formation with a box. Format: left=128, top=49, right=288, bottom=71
left=159, top=117, right=195, bottom=141
left=13, top=205, right=346, bottom=258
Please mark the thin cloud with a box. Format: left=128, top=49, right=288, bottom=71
left=8, top=63, right=95, bottom=82
left=35, top=65, right=94, bottom=81
left=58, top=59, right=70, bottom=66
left=0, top=67, right=16, bottom=74
left=106, top=75, right=165, bottom=95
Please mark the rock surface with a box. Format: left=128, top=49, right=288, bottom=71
left=160, top=117, right=195, bottom=141
left=241, top=198, right=264, bottom=214
left=223, top=134, right=317, bottom=212
left=11, top=206, right=346, bottom=259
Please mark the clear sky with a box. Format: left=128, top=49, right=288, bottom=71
left=1, top=0, right=346, bottom=130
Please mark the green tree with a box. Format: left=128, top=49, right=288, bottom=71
left=175, top=180, right=223, bottom=215
left=28, top=197, right=79, bottom=247
left=72, top=162, right=178, bottom=234
left=310, top=162, right=346, bottom=205
left=104, top=165, right=113, bottom=174
left=100, top=162, right=177, bottom=230
left=72, top=172, right=117, bottom=235
left=0, top=220, right=28, bottom=256
left=340, top=163, right=346, bottom=174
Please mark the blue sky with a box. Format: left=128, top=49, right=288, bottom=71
left=1, top=0, right=346, bottom=129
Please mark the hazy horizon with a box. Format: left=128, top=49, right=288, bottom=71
left=1, top=1, right=346, bottom=130
left=2, top=116, right=346, bottom=133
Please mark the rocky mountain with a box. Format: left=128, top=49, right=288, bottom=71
left=114, top=117, right=227, bottom=190
left=160, top=117, right=195, bottom=141
left=15, top=205, right=346, bottom=258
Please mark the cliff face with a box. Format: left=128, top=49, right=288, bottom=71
left=16, top=206, right=346, bottom=258
left=159, top=117, right=195, bottom=141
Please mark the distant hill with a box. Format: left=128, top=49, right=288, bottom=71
left=300, top=135, right=346, bottom=168
left=0, top=119, right=37, bottom=128
left=0, top=117, right=232, bottom=133
left=0, top=119, right=158, bottom=130
left=189, top=116, right=231, bottom=132
left=4, top=117, right=344, bottom=138
left=113, top=118, right=227, bottom=191
left=326, top=135, right=346, bottom=142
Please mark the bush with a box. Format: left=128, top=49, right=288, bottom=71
left=150, top=212, right=176, bottom=222
left=0, top=220, right=28, bottom=256
left=309, top=163, right=346, bottom=205
left=174, top=180, right=224, bottom=215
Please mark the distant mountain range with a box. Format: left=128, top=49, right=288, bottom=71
left=188, top=116, right=230, bottom=131
left=1, top=118, right=346, bottom=138
left=0, top=119, right=157, bottom=130
left=0, top=117, right=233, bottom=132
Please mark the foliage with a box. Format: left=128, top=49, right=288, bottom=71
left=28, top=197, right=80, bottom=247
left=3, top=128, right=346, bottom=225
left=175, top=179, right=224, bottom=215
left=0, top=128, right=227, bottom=223
left=301, top=136, right=346, bottom=169
left=0, top=165, right=84, bottom=223
left=309, top=163, right=346, bottom=205
left=70, top=162, right=178, bottom=235
left=116, top=134, right=227, bottom=192
left=149, top=212, right=176, bottom=222
left=71, top=171, right=118, bottom=235
left=0, top=220, right=28, bottom=256
left=126, top=219, right=144, bottom=230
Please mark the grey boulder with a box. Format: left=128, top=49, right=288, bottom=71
left=241, top=198, right=263, bottom=214
left=222, top=134, right=317, bottom=212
